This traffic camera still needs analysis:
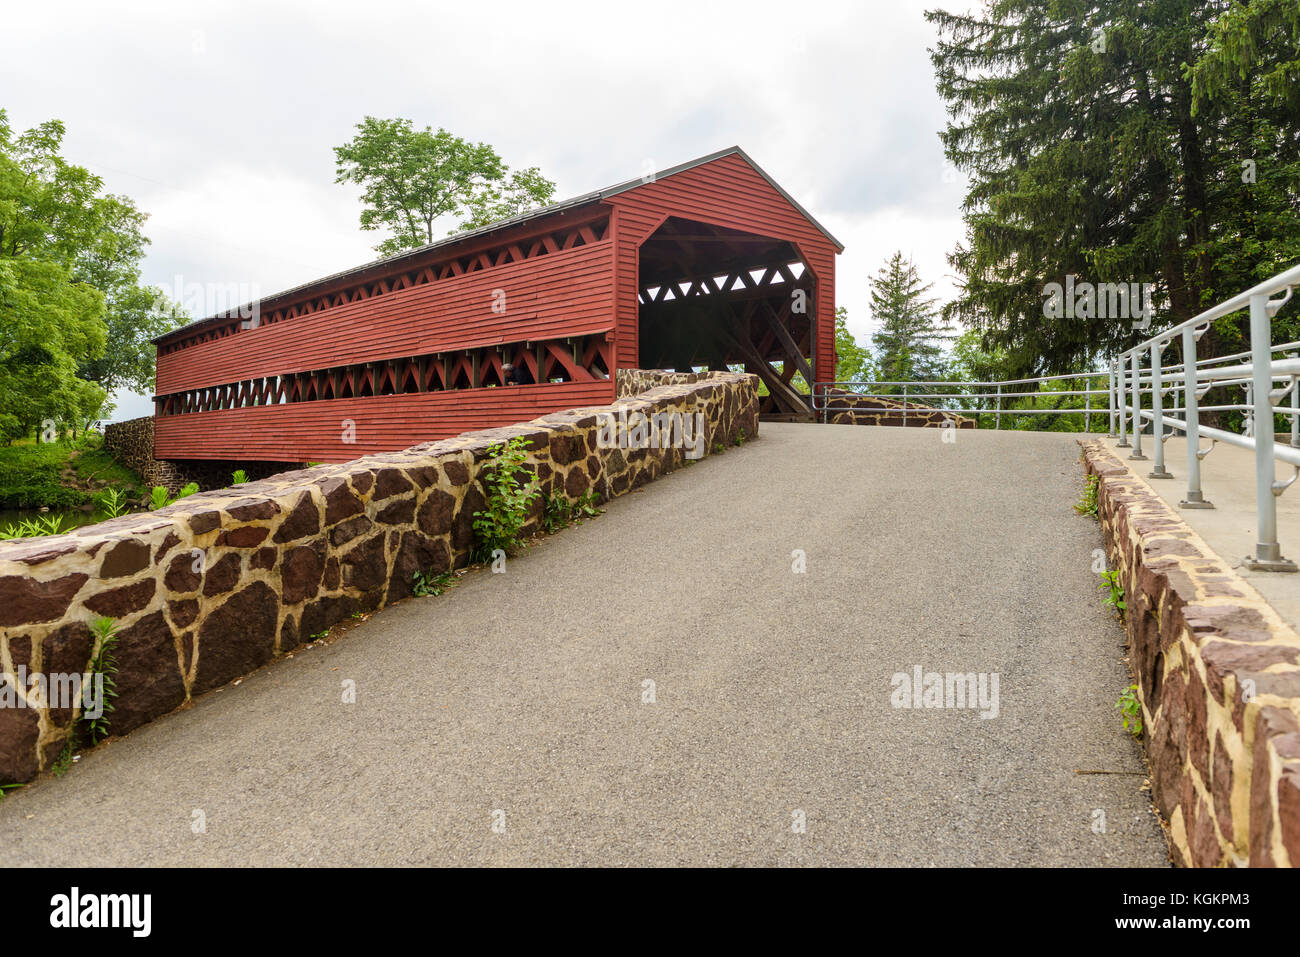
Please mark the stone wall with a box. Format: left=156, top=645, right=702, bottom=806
left=0, top=372, right=760, bottom=783
left=104, top=416, right=304, bottom=495
left=821, top=389, right=976, bottom=429
left=1081, top=440, right=1300, bottom=867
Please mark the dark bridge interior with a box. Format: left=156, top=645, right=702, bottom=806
left=637, top=217, right=815, bottom=419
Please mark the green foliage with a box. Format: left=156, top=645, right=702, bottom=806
left=0, top=110, right=184, bottom=432
left=1116, top=684, right=1143, bottom=738
left=1074, top=474, right=1100, bottom=517
left=1099, top=569, right=1127, bottom=614
left=86, top=616, right=119, bottom=744
left=231, top=469, right=249, bottom=485
left=148, top=481, right=199, bottom=510
left=471, top=437, right=540, bottom=563
left=51, top=737, right=76, bottom=777
left=869, top=252, right=953, bottom=387
left=0, top=782, right=23, bottom=800
left=93, top=486, right=129, bottom=519
left=926, top=1, right=1300, bottom=376
left=1190, top=0, right=1300, bottom=114
left=334, top=117, right=557, bottom=256
left=834, top=306, right=876, bottom=384
left=541, top=490, right=602, bottom=534
left=734, top=428, right=746, bottom=447
left=412, top=570, right=455, bottom=597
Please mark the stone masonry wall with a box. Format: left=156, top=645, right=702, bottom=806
left=821, top=389, right=976, bottom=429
left=0, top=372, right=760, bottom=783
left=1081, top=440, right=1300, bottom=867
left=104, top=416, right=303, bottom=495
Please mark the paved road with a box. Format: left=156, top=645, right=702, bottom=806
left=1, top=424, right=1169, bottom=866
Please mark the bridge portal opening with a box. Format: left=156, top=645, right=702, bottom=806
left=637, top=217, right=815, bottom=420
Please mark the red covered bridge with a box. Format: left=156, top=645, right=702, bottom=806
left=152, top=147, right=842, bottom=462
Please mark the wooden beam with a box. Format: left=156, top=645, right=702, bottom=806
left=759, top=300, right=814, bottom=385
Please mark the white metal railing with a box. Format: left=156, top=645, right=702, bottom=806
left=1109, top=263, right=1300, bottom=571
left=812, top=374, right=1111, bottom=430
left=813, top=263, right=1300, bottom=571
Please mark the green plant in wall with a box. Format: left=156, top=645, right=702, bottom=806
left=232, top=469, right=249, bottom=484
left=734, top=428, right=746, bottom=447
left=1074, top=474, right=1099, bottom=518
left=86, top=616, right=120, bottom=744
left=1115, top=684, right=1143, bottom=738
left=472, top=437, right=540, bottom=563
left=1099, top=570, right=1126, bottom=615
left=541, top=490, right=602, bottom=534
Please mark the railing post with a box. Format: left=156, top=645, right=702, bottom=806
left=995, top=384, right=1002, bottom=430
left=1148, top=341, right=1172, bottom=478
left=1129, top=350, right=1147, bottom=460
left=1084, top=380, right=1092, bottom=434
left=1116, top=357, right=1130, bottom=447
left=1107, top=366, right=1117, bottom=437
left=1179, top=326, right=1212, bottom=509
left=902, top=384, right=908, bottom=427
left=1242, top=292, right=1296, bottom=571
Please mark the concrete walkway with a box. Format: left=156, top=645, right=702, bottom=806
left=0, top=424, right=1169, bottom=866
left=1120, top=435, right=1300, bottom=634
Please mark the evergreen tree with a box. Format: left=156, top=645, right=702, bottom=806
left=926, top=0, right=1300, bottom=377
left=869, top=252, right=953, bottom=386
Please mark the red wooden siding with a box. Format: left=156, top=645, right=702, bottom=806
left=605, top=153, right=838, bottom=383
left=157, top=241, right=615, bottom=395
left=153, top=382, right=611, bottom=462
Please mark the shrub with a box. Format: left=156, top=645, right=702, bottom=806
left=471, top=437, right=540, bottom=563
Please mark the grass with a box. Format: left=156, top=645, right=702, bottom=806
left=0, top=432, right=144, bottom=510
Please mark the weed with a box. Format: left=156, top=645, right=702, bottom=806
left=0, top=783, right=23, bottom=801
left=472, top=437, right=540, bottom=563
left=1, top=513, right=65, bottom=539
left=1099, top=569, right=1126, bottom=615
left=1074, top=474, right=1099, bottom=518
left=412, top=570, right=455, bottom=597
left=1116, top=684, right=1143, bottom=737
left=95, top=486, right=129, bottom=518
left=86, top=616, right=120, bottom=744
left=51, top=737, right=76, bottom=777
left=149, top=482, right=200, bottom=510
left=232, top=469, right=249, bottom=484
left=734, top=428, right=746, bottom=447
left=541, top=490, right=602, bottom=533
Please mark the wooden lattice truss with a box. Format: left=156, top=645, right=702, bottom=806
left=156, top=333, right=613, bottom=416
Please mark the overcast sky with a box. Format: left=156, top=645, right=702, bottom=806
left=2, top=0, right=975, bottom=420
